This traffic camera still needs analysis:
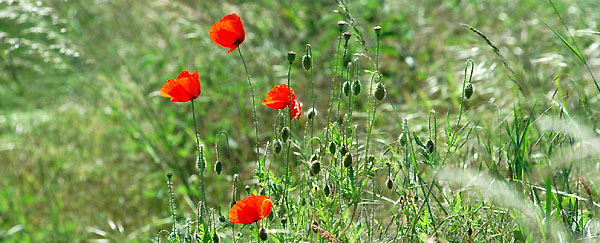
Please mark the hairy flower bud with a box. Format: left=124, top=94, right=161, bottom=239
left=275, top=140, right=282, bottom=154
left=374, top=82, right=386, bottom=100
left=324, top=184, right=331, bottom=197
left=302, top=54, right=312, bottom=70
left=465, top=82, right=473, bottom=99
left=214, top=160, right=222, bottom=175
left=353, top=79, right=361, bottom=95
left=259, top=228, right=268, bottom=241
left=343, top=80, right=351, bottom=96
left=310, top=161, right=321, bottom=176
left=281, top=127, right=290, bottom=142
left=329, top=141, right=337, bottom=154
left=386, top=177, right=394, bottom=190
left=343, top=153, right=352, bottom=168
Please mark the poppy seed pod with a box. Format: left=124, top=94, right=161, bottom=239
left=343, top=31, right=352, bottom=42
left=281, top=127, right=290, bottom=142
left=343, top=153, right=352, bottom=168
left=374, top=26, right=382, bottom=36
left=310, top=161, right=321, bottom=176
left=287, top=51, right=296, bottom=63
left=245, top=185, right=251, bottom=194
left=275, top=140, right=282, bottom=154
left=337, top=20, right=347, bottom=31
left=302, top=54, right=312, bottom=70
left=259, top=228, right=268, bottom=241
left=353, top=79, right=361, bottom=96
left=386, top=177, right=394, bottom=190
left=167, top=172, right=173, bottom=180
left=465, top=82, right=473, bottom=99
left=343, top=80, right=351, bottom=96
left=426, top=140, right=434, bottom=153
left=374, top=82, right=386, bottom=100
left=214, top=160, right=222, bottom=175
left=219, top=215, right=227, bottom=223
left=329, top=141, right=337, bottom=154
left=324, top=184, right=331, bottom=197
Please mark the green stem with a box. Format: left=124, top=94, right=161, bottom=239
left=191, top=100, right=207, bottom=226
left=237, top=47, right=261, bottom=173
left=324, top=31, right=343, bottom=152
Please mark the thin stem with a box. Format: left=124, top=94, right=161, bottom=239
left=237, top=47, right=261, bottom=172
left=324, top=31, right=343, bottom=151
left=191, top=100, right=207, bottom=226
left=284, top=60, right=293, bottom=225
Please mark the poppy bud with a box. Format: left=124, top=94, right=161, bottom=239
left=353, top=79, right=361, bottom=95
left=219, top=215, right=226, bottom=222
left=374, top=82, right=386, bottom=100
left=465, top=82, right=473, bottom=99
left=213, top=233, right=219, bottom=243
left=324, top=184, right=331, bottom=197
left=310, top=161, right=321, bottom=176
left=329, top=141, right=337, bottom=154
left=343, top=80, right=351, bottom=96
left=245, top=185, right=251, bottom=194
left=337, top=20, right=347, bottom=31
left=340, top=145, right=348, bottom=157
left=259, top=228, right=268, bottom=241
left=307, top=108, right=317, bottom=119
left=343, top=31, right=352, bottom=42
left=343, top=153, right=352, bottom=168
left=374, top=26, right=382, bottom=36
left=214, top=160, right=222, bottom=175
left=302, top=54, right=312, bottom=70
left=281, top=127, right=290, bottom=142
left=167, top=172, right=173, bottom=180
left=386, top=177, right=394, bottom=189
left=426, top=140, right=434, bottom=153
left=287, top=51, right=296, bottom=64
left=275, top=140, right=282, bottom=154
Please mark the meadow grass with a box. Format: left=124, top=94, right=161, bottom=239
left=1, top=0, right=599, bottom=242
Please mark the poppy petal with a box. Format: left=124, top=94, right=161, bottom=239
left=262, top=84, right=296, bottom=109
left=290, top=99, right=302, bottom=120
left=160, top=70, right=201, bottom=103
left=210, top=13, right=245, bottom=53
left=228, top=194, right=272, bottom=224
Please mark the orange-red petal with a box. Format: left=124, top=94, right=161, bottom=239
left=210, top=13, right=245, bottom=53
left=290, top=99, right=301, bottom=120
left=229, top=194, right=272, bottom=224
left=160, top=70, right=201, bottom=102
left=262, top=84, right=296, bottom=109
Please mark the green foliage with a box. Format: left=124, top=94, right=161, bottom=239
left=2, top=0, right=600, bottom=242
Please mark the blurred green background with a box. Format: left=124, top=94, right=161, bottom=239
left=1, top=0, right=599, bottom=241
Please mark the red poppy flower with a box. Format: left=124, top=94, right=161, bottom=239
left=160, top=70, right=201, bottom=102
left=290, top=100, right=301, bottom=120
left=262, top=84, right=296, bottom=109
left=209, top=13, right=245, bottom=54
left=229, top=194, right=273, bottom=224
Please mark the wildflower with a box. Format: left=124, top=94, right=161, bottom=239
left=160, top=70, right=201, bottom=102
left=228, top=194, right=273, bottom=224
left=209, top=13, right=245, bottom=53
left=262, top=84, right=302, bottom=120
left=262, top=84, right=296, bottom=109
